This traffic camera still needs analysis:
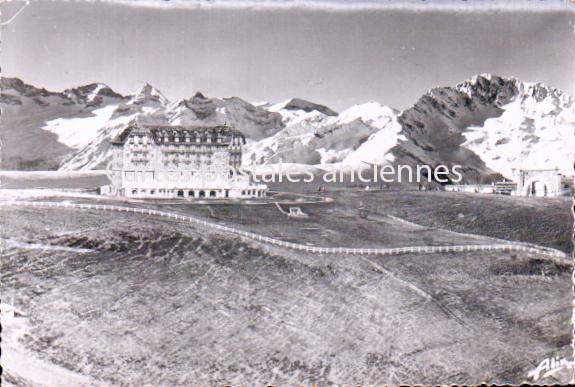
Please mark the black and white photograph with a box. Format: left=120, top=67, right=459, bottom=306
left=0, top=0, right=574, bottom=385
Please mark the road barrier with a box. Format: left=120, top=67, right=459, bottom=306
left=387, top=213, right=565, bottom=257
left=0, top=200, right=568, bottom=260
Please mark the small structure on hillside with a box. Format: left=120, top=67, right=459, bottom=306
left=288, top=207, right=308, bottom=218
left=275, top=202, right=309, bottom=218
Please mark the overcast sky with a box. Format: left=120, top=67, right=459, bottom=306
left=1, top=0, right=574, bottom=110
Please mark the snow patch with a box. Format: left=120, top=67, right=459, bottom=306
left=87, top=84, right=106, bottom=104
left=335, top=102, right=396, bottom=129
left=42, top=105, right=118, bottom=149
left=342, top=117, right=403, bottom=166
left=462, top=88, right=575, bottom=177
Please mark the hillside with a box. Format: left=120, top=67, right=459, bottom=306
left=0, top=197, right=571, bottom=385
left=0, top=78, right=125, bottom=169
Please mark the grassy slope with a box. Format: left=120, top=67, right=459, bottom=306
left=148, top=189, right=572, bottom=253
left=0, top=205, right=571, bottom=385
left=150, top=199, right=497, bottom=249
left=2, top=173, right=568, bottom=252
left=337, top=190, right=572, bottom=253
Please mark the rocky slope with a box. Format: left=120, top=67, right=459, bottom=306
left=163, top=92, right=284, bottom=139
left=0, top=78, right=126, bottom=170
left=392, top=74, right=575, bottom=181
left=243, top=100, right=401, bottom=167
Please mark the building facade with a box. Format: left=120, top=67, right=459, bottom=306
left=101, top=124, right=267, bottom=199
left=512, top=168, right=571, bottom=197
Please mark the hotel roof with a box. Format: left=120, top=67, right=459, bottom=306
left=111, top=124, right=246, bottom=145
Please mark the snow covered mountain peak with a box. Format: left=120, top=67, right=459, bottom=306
left=453, top=74, right=573, bottom=120
left=63, top=82, right=124, bottom=107
left=128, top=83, right=170, bottom=106
left=515, top=82, right=573, bottom=118
left=282, top=98, right=338, bottom=116
left=460, top=78, right=575, bottom=178
left=265, top=98, right=339, bottom=129
left=336, top=102, right=398, bottom=129
left=453, top=74, right=572, bottom=111
left=192, top=91, right=208, bottom=100
left=452, top=74, right=519, bottom=107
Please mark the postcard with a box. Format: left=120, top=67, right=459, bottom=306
left=1, top=0, right=574, bottom=385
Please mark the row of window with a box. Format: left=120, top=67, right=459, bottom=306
left=124, top=171, right=237, bottom=181
left=129, top=135, right=226, bottom=145
left=157, top=135, right=243, bottom=145
left=241, top=189, right=264, bottom=197
left=128, top=188, right=263, bottom=198
left=158, top=136, right=225, bottom=144
left=129, top=136, right=149, bottom=145
left=130, top=188, right=224, bottom=198
left=128, top=135, right=243, bottom=146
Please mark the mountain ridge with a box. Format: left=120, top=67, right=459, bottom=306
left=1, top=75, right=572, bottom=180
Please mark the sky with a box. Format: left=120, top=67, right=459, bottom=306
left=1, top=0, right=574, bottom=111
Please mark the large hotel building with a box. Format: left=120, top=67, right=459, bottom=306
left=101, top=124, right=267, bottom=199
